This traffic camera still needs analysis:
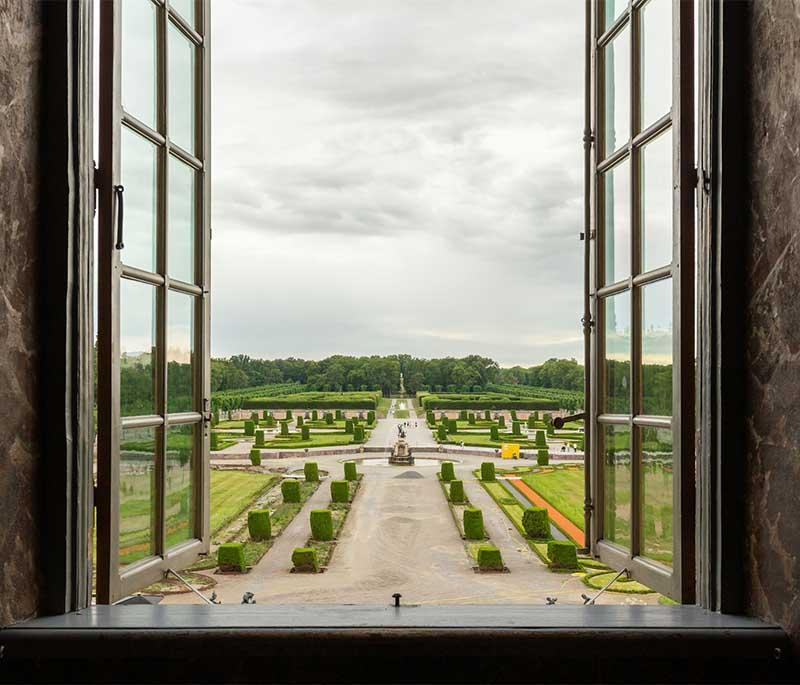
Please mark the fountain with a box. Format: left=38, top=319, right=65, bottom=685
left=389, top=437, right=414, bottom=465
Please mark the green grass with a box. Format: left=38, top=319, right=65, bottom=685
left=215, top=419, right=247, bottom=429
left=265, top=432, right=367, bottom=450
left=437, top=431, right=537, bottom=448
left=394, top=409, right=410, bottom=418
left=209, top=470, right=280, bottom=536
left=377, top=397, right=392, bottom=418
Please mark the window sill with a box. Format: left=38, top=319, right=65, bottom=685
left=1, top=604, right=790, bottom=684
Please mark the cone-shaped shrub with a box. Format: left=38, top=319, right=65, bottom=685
left=427, top=410, right=435, bottom=425
left=218, top=543, right=246, bottom=572
left=250, top=411, right=260, bottom=426
left=463, top=508, right=485, bottom=540
left=262, top=410, right=270, bottom=421
left=344, top=461, right=358, bottom=481
left=448, top=419, right=458, bottom=434
left=281, top=479, right=300, bottom=503
left=354, top=425, right=365, bottom=442
left=302, top=425, right=310, bottom=440
left=247, top=509, right=271, bottom=540
left=344, top=419, right=354, bottom=434
left=459, top=410, right=468, bottom=420
left=440, top=412, right=448, bottom=423
left=535, top=431, right=547, bottom=448
left=527, top=415, right=536, bottom=429
left=280, top=421, right=289, bottom=437
left=449, top=480, right=465, bottom=503
left=212, top=409, right=220, bottom=426
left=510, top=410, right=518, bottom=421
left=304, top=461, right=319, bottom=482
left=512, top=421, right=522, bottom=436
left=244, top=420, right=255, bottom=436
left=547, top=540, right=578, bottom=569
left=437, top=424, right=448, bottom=441
left=335, top=409, right=343, bottom=421
left=440, top=461, right=455, bottom=482
left=484, top=410, right=491, bottom=421
left=523, top=507, right=550, bottom=539
left=547, top=424, right=554, bottom=437
left=296, top=416, right=304, bottom=427
left=249, top=449, right=261, bottom=466
left=331, top=480, right=349, bottom=503
left=312, top=409, right=319, bottom=421
left=476, top=545, right=503, bottom=570
left=468, top=412, right=476, bottom=425
left=498, top=415, right=506, bottom=428
left=534, top=411, right=540, bottom=422
left=490, top=425, right=500, bottom=441
left=292, top=547, right=318, bottom=572
left=481, top=462, right=496, bottom=481
left=310, top=509, right=333, bottom=541
left=265, top=415, right=276, bottom=428
left=255, top=429, right=265, bottom=447
left=537, top=449, right=549, bottom=466
left=285, top=410, right=293, bottom=420
left=210, top=432, right=220, bottom=451
left=367, top=410, right=375, bottom=425
left=325, top=413, right=334, bottom=425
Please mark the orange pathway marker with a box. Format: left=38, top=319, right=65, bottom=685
left=507, top=478, right=585, bottom=547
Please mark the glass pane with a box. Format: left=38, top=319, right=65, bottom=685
left=120, top=279, right=156, bottom=417
left=602, top=0, right=626, bottom=33
left=641, top=0, right=672, bottom=127
left=121, top=127, right=158, bottom=272
left=119, top=425, right=157, bottom=568
left=602, top=25, right=630, bottom=157
left=603, top=423, right=632, bottom=549
left=604, top=291, right=631, bottom=414
left=166, top=423, right=195, bottom=548
left=167, top=291, right=194, bottom=412
left=122, top=0, right=157, bottom=127
left=168, top=156, right=196, bottom=283
left=171, top=0, right=195, bottom=28
left=641, top=425, right=673, bottom=566
left=642, top=128, right=673, bottom=272
left=168, top=22, right=196, bottom=153
left=642, top=278, right=673, bottom=415
left=603, top=158, right=630, bottom=284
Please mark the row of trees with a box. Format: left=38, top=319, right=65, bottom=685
left=495, top=358, right=585, bottom=392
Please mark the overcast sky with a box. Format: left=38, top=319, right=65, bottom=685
left=210, top=0, right=585, bottom=367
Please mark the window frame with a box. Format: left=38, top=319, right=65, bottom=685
left=587, top=0, right=695, bottom=601
left=96, top=0, right=212, bottom=603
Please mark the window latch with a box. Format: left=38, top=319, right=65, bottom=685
left=113, top=184, right=125, bottom=250
left=202, top=397, right=212, bottom=424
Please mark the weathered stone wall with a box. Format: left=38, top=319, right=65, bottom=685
left=0, top=0, right=44, bottom=626
left=743, top=0, right=800, bottom=651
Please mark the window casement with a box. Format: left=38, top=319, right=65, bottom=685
left=587, top=0, right=695, bottom=601
left=96, top=0, right=212, bottom=603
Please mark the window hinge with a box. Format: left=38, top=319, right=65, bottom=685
left=582, top=127, right=594, bottom=148
left=581, top=315, right=595, bottom=332
left=202, top=397, right=212, bottom=424
left=93, top=162, right=99, bottom=218
left=92, top=485, right=98, bottom=509
left=695, top=166, right=712, bottom=195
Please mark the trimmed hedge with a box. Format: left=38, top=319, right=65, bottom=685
left=280, top=421, right=289, bottom=436
left=244, top=420, right=255, bottom=436
left=210, top=432, right=220, bottom=451
left=262, top=410, right=271, bottom=420
left=292, top=547, right=318, bottom=572
left=304, top=461, right=319, bottom=482
left=325, top=413, right=334, bottom=425
left=354, top=425, right=365, bottom=442
left=484, top=410, right=491, bottom=421
left=440, top=462, right=455, bottom=482
left=421, top=397, right=559, bottom=411
left=426, top=410, right=435, bottom=424
left=301, top=425, right=310, bottom=440
left=476, top=545, right=503, bottom=570
left=547, top=540, right=579, bottom=569
left=281, top=479, right=301, bottom=503
left=255, top=429, right=265, bottom=447
left=480, top=462, right=496, bottom=481
left=250, top=411, right=260, bottom=425
left=247, top=509, right=271, bottom=541
left=510, top=410, right=518, bottom=421
left=367, top=410, right=375, bottom=424
left=522, top=507, right=550, bottom=539
left=498, top=416, right=506, bottom=428
left=449, top=480, right=465, bottom=503
left=527, top=415, right=536, bottom=429
left=437, top=424, right=448, bottom=441
left=512, top=421, right=522, bottom=436
left=344, top=419, right=354, bottom=434
left=490, top=425, right=500, bottom=440
left=335, top=409, right=343, bottom=421
left=468, top=412, right=476, bottom=424
left=264, top=415, right=276, bottom=428
left=463, top=508, right=485, bottom=540
left=331, top=480, right=349, bottom=503
left=344, top=461, right=358, bottom=481
left=217, top=543, right=246, bottom=572
left=310, top=509, right=333, bottom=541
left=296, top=416, right=304, bottom=427
left=249, top=449, right=261, bottom=466
left=312, top=410, right=319, bottom=421
left=537, top=449, right=549, bottom=466
left=459, top=410, right=468, bottom=421
left=536, top=431, right=547, bottom=448
left=242, top=398, right=379, bottom=410
left=285, top=410, right=293, bottom=420
left=448, top=419, right=458, bottom=434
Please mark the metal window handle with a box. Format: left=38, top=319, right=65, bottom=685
left=114, top=184, right=125, bottom=250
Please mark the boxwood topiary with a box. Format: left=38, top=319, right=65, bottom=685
left=296, top=416, right=304, bottom=427
left=512, top=421, right=522, bottom=436
left=301, top=424, right=310, bottom=440
left=281, top=479, right=300, bottom=503
left=484, top=410, right=491, bottom=421
left=522, top=507, right=550, bottom=539
left=476, top=544, right=503, bottom=570
left=367, top=410, right=375, bottom=424
left=536, top=430, right=547, bottom=447
left=449, top=479, right=465, bottom=503
left=218, top=542, right=246, bottom=572
left=537, top=448, right=549, bottom=466
left=427, top=410, right=435, bottom=424
left=344, top=419, right=354, bottom=434
left=247, top=509, right=271, bottom=540
left=437, top=424, right=448, bottom=441
left=344, top=461, right=358, bottom=481
left=250, top=411, right=260, bottom=426
left=292, top=547, right=318, bottom=572
left=325, top=412, right=334, bottom=425
left=527, top=415, right=536, bottom=429
left=331, top=480, right=349, bottom=503
left=312, top=409, right=319, bottom=421
left=354, top=425, right=365, bottom=442
left=280, top=421, right=289, bottom=437
left=440, top=461, right=455, bottom=482
left=244, top=420, right=255, bottom=436
left=262, top=410, right=270, bottom=421
left=335, top=409, right=343, bottom=421
left=481, top=462, right=496, bottom=481
left=255, top=429, right=265, bottom=447
left=210, top=432, right=220, bottom=451
left=304, top=461, right=319, bottom=482
left=498, top=415, right=506, bottom=428
left=310, top=509, right=334, bottom=541
left=468, top=412, right=475, bottom=425
left=448, top=419, right=458, bottom=434
left=490, top=425, right=500, bottom=441
left=285, top=410, right=293, bottom=420
left=249, top=448, right=261, bottom=466
left=463, top=508, right=484, bottom=540
left=547, top=539, right=579, bottom=569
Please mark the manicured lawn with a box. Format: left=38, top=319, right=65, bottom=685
left=266, top=432, right=367, bottom=450
left=377, top=397, right=392, bottom=417
left=438, top=431, right=537, bottom=448
left=209, top=470, right=279, bottom=535
left=521, top=467, right=585, bottom=531
left=394, top=409, right=410, bottom=418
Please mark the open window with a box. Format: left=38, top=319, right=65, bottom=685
left=95, top=0, right=212, bottom=603
left=587, top=0, right=694, bottom=600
